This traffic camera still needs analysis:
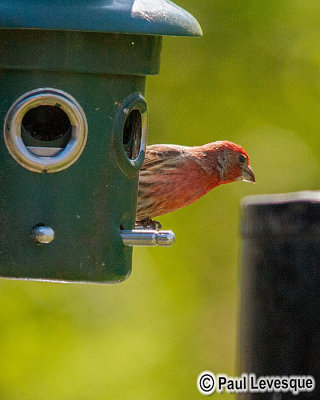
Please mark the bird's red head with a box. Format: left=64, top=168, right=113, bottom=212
left=203, top=141, right=255, bottom=185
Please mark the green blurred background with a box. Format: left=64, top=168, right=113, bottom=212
left=1, top=0, right=320, bottom=398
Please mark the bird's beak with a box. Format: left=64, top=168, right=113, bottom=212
left=241, top=165, right=255, bottom=183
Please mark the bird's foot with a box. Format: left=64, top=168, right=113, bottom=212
left=150, top=219, right=162, bottom=230
left=137, top=218, right=162, bottom=231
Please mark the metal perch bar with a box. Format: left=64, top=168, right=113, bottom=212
left=121, top=229, right=175, bottom=247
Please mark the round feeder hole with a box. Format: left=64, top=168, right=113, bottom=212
left=22, top=105, right=72, bottom=146
left=4, top=88, right=88, bottom=173
left=113, top=93, right=147, bottom=176
left=123, top=109, right=142, bottom=160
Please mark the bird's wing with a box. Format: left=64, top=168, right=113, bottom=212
left=137, top=145, right=190, bottom=220
left=141, top=144, right=188, bottom=170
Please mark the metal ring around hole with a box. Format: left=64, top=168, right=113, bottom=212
left=113, top=93, right=148, bottom=177
left=4, top=88, right=88, bottom=173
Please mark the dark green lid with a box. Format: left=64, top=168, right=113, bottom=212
left=0, top=0, right=202, bottom=37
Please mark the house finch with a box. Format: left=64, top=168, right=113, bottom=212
left=136, top=141, right=255, bottom=229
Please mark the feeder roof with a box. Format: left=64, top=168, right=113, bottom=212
left=0, top=0, right=202, bottom=37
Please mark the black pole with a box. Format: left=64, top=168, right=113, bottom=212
left=239, top=192, right=320, bottom=399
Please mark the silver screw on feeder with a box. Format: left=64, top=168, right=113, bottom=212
left=31, top=225, right=55, bottom=244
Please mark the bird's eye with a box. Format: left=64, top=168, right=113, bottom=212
left=238, top=154, right=247, bottom=164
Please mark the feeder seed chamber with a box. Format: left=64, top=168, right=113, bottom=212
left=0, top=0, right=202, bottom=283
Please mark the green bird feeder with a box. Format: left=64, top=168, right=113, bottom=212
left=0, top=0, right=202, bottom=283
